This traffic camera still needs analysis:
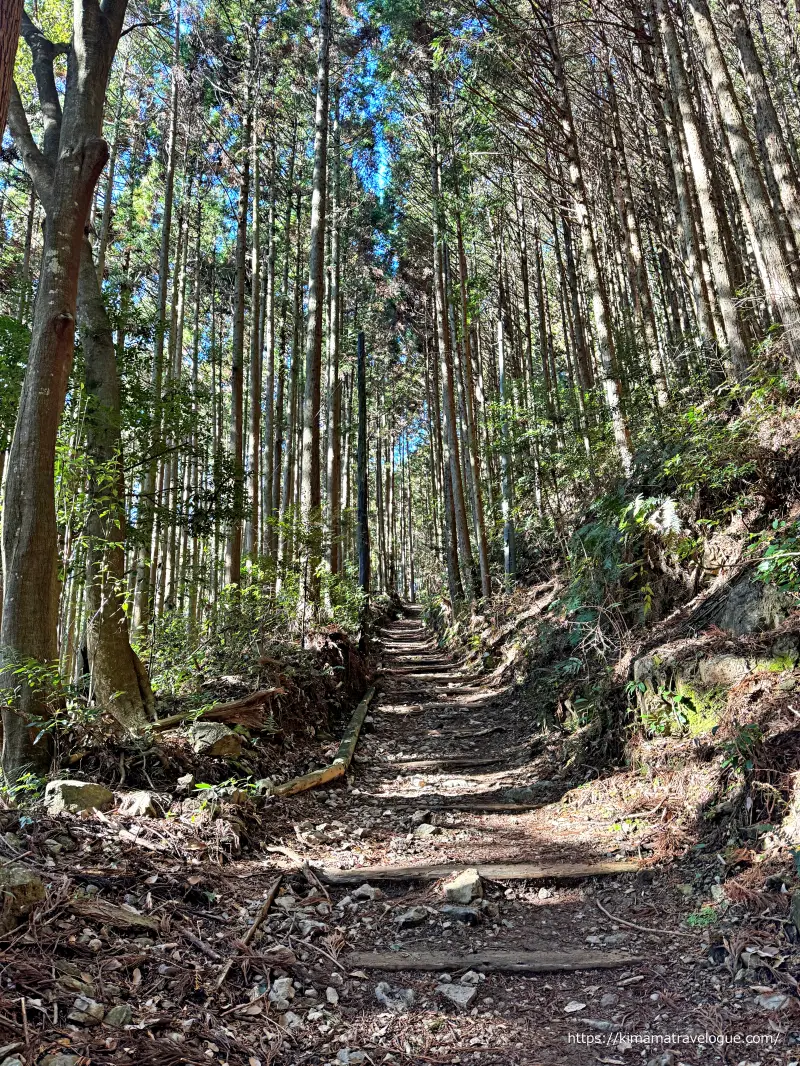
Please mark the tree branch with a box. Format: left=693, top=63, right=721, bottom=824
left=6, top=83, right=54, bottom=210
left=19, top=10, right=65, bottom=167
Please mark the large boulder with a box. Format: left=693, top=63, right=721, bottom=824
left=45, top=780, right=113, bottom=815
left=0, top=864, right=45, bottom=933
left=188, top=722, right=243, bottom=758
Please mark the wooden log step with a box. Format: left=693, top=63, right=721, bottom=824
left=380, top=755, right=502, bottom=771
left=345, top=948, right=641, bottom=975
left=424, top=801, right=542, bottom=813
left=319, top=859, right=640, bottom=884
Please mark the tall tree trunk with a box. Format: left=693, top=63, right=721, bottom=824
left=654, top=0, right=750, bottom=378
left=298, top=0, right=330, bottom=622
left=497, top=317, right=515, bottom=587
left=545, top=10, right=633, bottom=471
left=0, top=0, right=23, bottom=137
left=133, top=4, right=180, bottom=634
left=77, top=241, right=154, bottom=732
left=327, top=91, right=342, bottom=576
left=1, top=0, right=128, bottom=779
left=246, top=113, right=263, bottom=560
left=356, top=331, right=370, bottom=599
left=688, top=0, right=800, bottom=370
left=226, top=49, right=253, bottom=586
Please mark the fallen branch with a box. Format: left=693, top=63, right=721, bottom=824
left=150, top=687, right=285, bottom=733
left=215, top=874, right=282, bottom=990
left=271, top=686, right=376, bottom=797
left=595, top=899, right=698, bottom=940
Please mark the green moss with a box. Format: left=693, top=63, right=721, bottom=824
left=679, top=682, right=725, bottom=736
left=639, top=678, right=724, bottom=737
left=755, top=654, right=797, bottom=672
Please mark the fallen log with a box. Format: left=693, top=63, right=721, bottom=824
left=319, top=859, right=640, bottom=884
left=345, top=948, right=640, bottom=974
left=271, top=686, right=377, bottom=797
left=150, top=687, right=285, bottom=733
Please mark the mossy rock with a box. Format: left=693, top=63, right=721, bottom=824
left=0, top=863, right=45, bottom=933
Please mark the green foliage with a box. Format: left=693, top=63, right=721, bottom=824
left=750, top=518, right=800, bottom=592
left=0, top=315, right=28, bottom=450
left=685, top=906, right=719, bottom=929
left=720, top=722, right=764, bottom=774
left=631, top=680, right=725, bottom=738
left=0, top=770, right=46, bottom=806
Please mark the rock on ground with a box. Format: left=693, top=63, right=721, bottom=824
left=45, top=780, right=113, bottom=815
left=444, top=867, right=482, bottom=903
left=188, top=722, right=243, bottom=757
left=0, top=864, right=44, bottom=934
left=375, top=982, right=415, bottom=1012
left=437, top=982, right=477, bottom=1010
left=117, top=790, right=159, bottom=817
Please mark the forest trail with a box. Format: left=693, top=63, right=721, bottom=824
left=254, top=608, right=780, bottom=1065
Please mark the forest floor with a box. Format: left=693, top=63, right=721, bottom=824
left=1, top=607, right=799, bottom=1066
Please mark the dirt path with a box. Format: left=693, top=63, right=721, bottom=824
left=13, top=608, right=795, bottom=1066
left=255, top=607, right=794, bottom=1065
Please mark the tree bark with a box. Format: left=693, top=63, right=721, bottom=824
left=1, top=0, right=128, bottom=779
left=654, top=0, right=750, bottom=378
left=0, top=0, right=23, bottom=138
left=298, top=0, right=330, bottom=623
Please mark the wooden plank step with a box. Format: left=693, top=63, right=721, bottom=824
left=319, top=859, right=640, bottom=884
left=345, top=948, right=641, bottom=974
left=379, top=755, right=502, bottom=771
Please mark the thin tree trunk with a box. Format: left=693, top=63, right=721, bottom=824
left=298, top=0, right=330, bottom=622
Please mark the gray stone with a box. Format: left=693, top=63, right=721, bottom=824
left=270, top=977, right=295, bottom=1003
left=718, top=575, right=792, bottom=636
left=275, top=894, right=298, bottom=912
left=0, top=1057, right=23, bottom=1066
left=441, top=905, right=479, bottom=925
left=0, top=864, right=45, bottom=934
left=410, top=810, right=430, bottom=825
left=326, top=986, right=339, bottom=1006
left=443, top=868, right=482, bottom=904
left=105, top=1003, right=133, bottom=1026
left=68, top=996, right=105, bottom=1025
left=45, top=780, right=113, bottom=815
left=352, top=883, right=382, bottom=901
left=394, top=906, right=428, bottom=927
left=698, top=655, right=750, bottom=687
left=413, top=822, right=440, bottom=838
left=600, top=993, right=618, bottom=1008
left=460, top=970, right=481, bottom=985
left=755, top=991, right=790, bottom=1011
left=281, top=1011, right=304, bottom=1030
left=118, top=791, right=159, bottom=818
left=375, top=981, right=415, bottom=1012
left=39, top=1055, right=80, bottom=1066
left=298, top=918, right=326, bottom=936
left=188, top=722, right=243, bottom=758
left=437, top=982, right=477, bottom=1010
left=337, top=1051, right=366, bottom=1065
left=176, top=773, right=194, bottom=792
